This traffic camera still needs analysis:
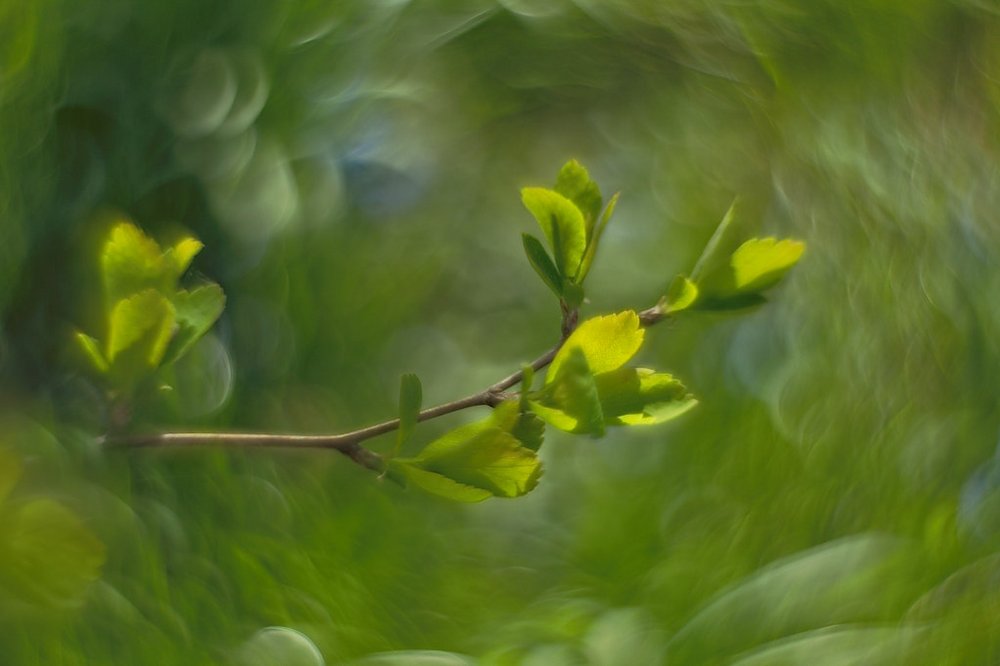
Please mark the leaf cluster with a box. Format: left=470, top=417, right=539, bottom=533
left=74, top=220, right=225, bottom=397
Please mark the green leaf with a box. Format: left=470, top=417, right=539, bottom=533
left=410, top=426, right=542, bottom=499
left=593, top=367, right=698, bottom=426
left=694, top=237, right=805, bottom=309
left=532, top=347, right=605, bottom=435
left=106, top=289, right=176, bottom=367
left=662, top=274, right=699, bottom=314
left=101, top=221, right=170, bottom=305
left=74, top=332, right=110, bottom=374
left=163, top=236, right=204, bottom=280
left=729, top=237, right=805, bottom=293
left=577, top=191, right=619, bottom=283
left=394, top=373, right=422, bottom=457
left=521, top=187, right=587, bottom=280
left=522, top=233, right=563, bottom=298
left=547, top=310, right=644, bottom=385
left=0, top=499, right=106, bottom=608
left=554, top=159, right=602, bottom=232
left=690, top=198, right=741, bottom=284
left=491, top=400, right=545, bottom=452
left=389, top=461, right=492, bottom=503
left=161, top=283, right=225, bottom=364
left=396, top=403, right=544, bottom=501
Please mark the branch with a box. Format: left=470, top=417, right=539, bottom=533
left=107, top=303, right=668, bottom=472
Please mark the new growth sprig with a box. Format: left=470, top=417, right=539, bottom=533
left=82, top=161, right=805, bottom=502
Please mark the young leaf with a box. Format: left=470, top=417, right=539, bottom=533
left=695, top=237, right=805, bottom=309
left=106, top=289, right=176, bottom=367
left=554, top=159, right=602, bottom=232
left=164, top=236, right=205, bottom=280
left=593, top=367, right=698, bottom=426
left=389, top=461, right=492, bottom=503
left=576, top=191, right=619, bottom=283
left=521, top=187, right=587, bottom=279
left=531, top=347, right=605, bottom=435
left=546, top=310, right=644, bottom=384
left=101, top=221, right=170, bottom=305
left=161, top=283, right=226, bottom=364
left=729, top=237, right=805, bottom=293
left=662, top=274, right=699, bottom=314
left=690, top=198, right=740, bottom=284
left=492, top=400, right=545, bottom=452
left=522, top=233, right=563, bottom=298
left=74, top=332, right=110, bottom=374
left=394, top=373, right=422, bottom=457
left=408, top=426, right=542, bottom=499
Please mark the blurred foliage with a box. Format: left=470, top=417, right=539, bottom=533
left=2, top=0, right=1000, bottom=663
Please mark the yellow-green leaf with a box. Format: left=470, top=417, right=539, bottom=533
left=106, top=289, right=176, bottom=366
left=406, top=410, right=544, bottom=500
left=547, top=310, right=644, bottom=384
left=390, top=462, right=492, bottom=503
left=521, top=187, right=587, bottom=280
left=101, top=221, right=169, bottom=305
left=532, top=347, right=605, bottom=435
left=0, top=499, right=106, bottom=608
left=491, top=400, right=545, bottom=452
left=577, top=191, right=619, bottom=283
left=554, top=159, right=602, bottom=232
left=74, top=331, right=110, bottom=374
left=594, top=367, right=698, bottom=426
left=162, top=283, right=226, bottom=364
left=164, top=236, right=204, bottom=279
left=662, top=274, right=699, bottom=314
left=729, top=237, right=805, bottom=293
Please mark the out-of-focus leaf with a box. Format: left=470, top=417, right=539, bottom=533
left=547, top=311, right=644, bottom=384
left=395, top=373, right=422, bottom=456
left=0, top=498, right=106, bottom=608
left=106, top=289, right=176, bottom=367
left=74, top=331, right=110, bottom=373
left=577, top=191, right=619, bottom=283
left=729, top=626, right=919, bottom=666
left=162, top=283, right=225, bottom=364
left=662, top=274, right=699, bottom=314
left=532, top=347, right=605, bottom=435
left=555, top=159, right=602, bottom=232
left=594, top=367, right=697, bottom=426
left=521, top=187, right=586, bottom=279
left=101, top=221, right=169, bottom=305
left=522, top=233, right=563, bottom=298
left=668, top=534, right=908, bottom=663
left=163, top=236, right=204, bottom=280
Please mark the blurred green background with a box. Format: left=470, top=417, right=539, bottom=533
left=2, top=0, right=1000, bottom=663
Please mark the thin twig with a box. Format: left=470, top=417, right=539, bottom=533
left=107, top=304, right=667, bottom=471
